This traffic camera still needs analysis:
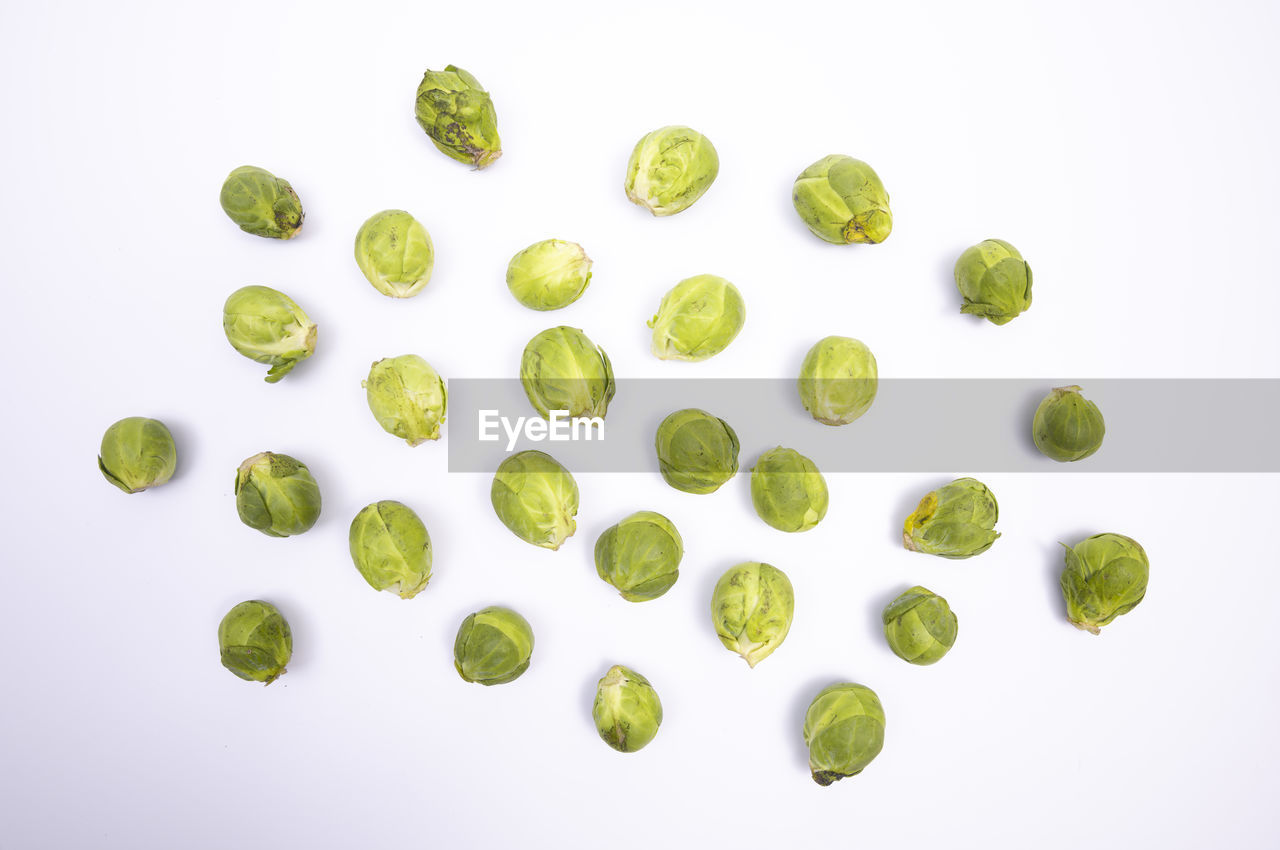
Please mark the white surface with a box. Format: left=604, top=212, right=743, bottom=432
left=2, top=1, right=1278, bottom=848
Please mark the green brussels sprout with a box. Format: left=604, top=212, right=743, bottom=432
left=506, top=239, right=593, bottom=311
left=453, top=606, right=534, bottom=685
left=414, top=65, right=501, bottom=168
left=902, top=477, right=1000, bottom=559
left=354, top=209, right=434, bottom=298
left=222, top=285, right=317, bottom=383
left=348, top=501, right=432, bottom=599
left=234, top=451, right=322, bottom=538
left=363, top=355, right=448, bottom=446
left=797, top=336, right=878, bottom=425
left=593, top=665, right=663, bottom=753
left=654, top=408, right=740, bottom=494
left=520, top=327, right=615, bottom=420
left=750, top=447, right=829, bottom=533
left=490, top=450, right=579, bottom=550
left=1060, top=533, right=1149, bottom=634
left=218, top=165, right=304, bottom=240
left=1033, top=385, right=1105, bottom=462
left=803, top=683, right=886, bottom=785
left=710, top=562, right=795, bottom=667
left=624, top=125, right=719, bottom=216
left=792, top=155, right=892, bottom=244
left=882, top=586, right=958, bottom=665
left=648, top=274, right=746, bottom=362
left=594, top=511, right=683, bottom=602
left=218, top=600, right=292, bottom=685
left=954, top=239, right=1033, bottom=325
left=98, top=417, right=177, bottom=494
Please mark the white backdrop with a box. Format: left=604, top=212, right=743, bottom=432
left=2, top=1, right=1278, bottom=848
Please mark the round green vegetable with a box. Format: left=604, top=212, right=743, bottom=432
left=803, top=683, right=886, bottom=785
left=234, top=452, right=322, bottom=538
left=750, top=447, right=828, bottom=533
left=222, top=285, right=317, bottom=383
left=98, top=417, right=176, bottom=494
left=593, top=665, right=663, bottom=753
left=453, top=606, right=534, bottom=685
left=710, top=562, right=795, bottom=667
left=1060, top=533, right=1149, bottom=634
left=218, top=600, right=292, bottom=685
left=490, top=450, right=579, bottom=550
left=792, top=155, right=892, bottom=244
left=902, top=477, right=1000, bottom=559
left=520, top=326, right=615, bottom=420
left=506, top=239, right=593, bottom=310
left=363, top=355, right=448, bottom=446
left=219, top=165, right=304, bottom=240
left=882, top=586, right=957, bottom=665
left=414, top=65, right=501, bottom=168
left=624, top=125, right=719, bottom=216
left=954, top=239, right=1032, bottom=325
left=797, top=336, right=878, bottom=425
left=594, top=511, right=683, bottom=602
left=649, top=274, right=746, bottom=362
left=348, top=501, right=432, bottom=599
left=654, top=408, right=740, bottom=494
left=354, top=209, right=435, bottom=298
left=1033, top=385, right=1105, bottom=462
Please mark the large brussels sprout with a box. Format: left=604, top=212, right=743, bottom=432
left=363, top=355, right=448, bottom=446
left=354, top=209, right=435, bottom=298
left=750, top=447, right=828, bottom=533
left=414, top=65, right=501, bottom=168
left=792, top=155, right=892, bottom=244
left=649, top=274, right=746, bottom=362
left=490, top=450, right=579, bottom=550
left=594, top=511, right=683, bottom=602
left=506, top=239, right=593, bottom=311
left=593, top=665, right=663, bottom=753
left=218, top=165, right=304, bottom=240
left=348, top=501, right=433, bottom=599
left=98, top=417, right=177, bottom=494
left=624, top=125, right=719, bottom=216
left=654, top=408, right=740, bottom=494
left=218, top=600, right=292, bottom=685
left=234, top=452, right=322, bottom=538
left=222, top=285, right=317, bottom=383
left=1060, top=533, right=1149, bottom=634
left=1033, top=385, right=1105, bottom=462
left=882, top=586, right=957, bottom=665
left=453, top=606, right=534, bottom=685
left=520, top=326, right=615, bottom=420
left=803, top=683, right=886, bottom=785
left=954, top=239, right=1033, bottom=325
left=710, top=562, right=795, bottom=667
left=902, top=477, right=1000, bottom=559
left=797, top=336, right=878, bottom=425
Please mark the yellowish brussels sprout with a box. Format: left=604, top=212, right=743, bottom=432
left=219, top=165, right=304, bottom=240
left=218, top=600, right=292, bottom=685
left=1033, top=385, right=1105, bottom=462
left=234, top=452, right=322, bottom=538
left=490, top=450, right=579, bottom=549
left=882, top=586, right=957, bottom=665
left=954, top=239, right=1032, bottom=325
left=624, top=125, right=719, bottom=216
left=655, top=408, right=740, bottom=494
left=506, top=239, right=593, bottom=311
left=414, top=65, right=501, bottom=168
left=750, top=447, right=828, bottom=533
left=98, top=417, right=176, bottom=494
left=222, top=285, right=317, bottom=383
left=803, top=683, right=885, bottom=785
left=594, top=511, right=683, bottom=602
left=792, top=155, right=892, bottom=244
left=902, top=477, right=1000, bottom=559
left=454, top=606, right=534, bottom=685
left=649, top=274, right=746, bottom=362
left=363, top=355, right=448, bottom=446
left=797, top=336, right=878, bottom=425
left=520, top=326, right=614, bottom=420
left=1060, top=533, right=1149, bottom=634
left=348, top=501, right=433, bottom=599
left=710, top=561, right=795, bottom=667
left=354, top=209, right=434, bottom=298
left=593, top=665, right=663, bottom=753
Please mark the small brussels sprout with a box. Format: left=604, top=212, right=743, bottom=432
left=354, top=209, right=434, bottom=298
left=453, top=606, right=534, bottom=685
left=234, top=452, right=322, bottom=538
left=363, top=355, right=448, bottom=446
left=797, top=336, right=878, bottom=425
left=222, top=285, right=317, bottom=383
left=750, top=447, right=828, bottom=533
left=414, top=65, right=501, bottom=168
left=594, top=511, right=683, bottom=602
left=710, top=562, right=795, bottom=668
left=98, top=417, right=176, bottom=494
left=803, top=683, right=886, bottom=785
left=1033, top=385, right=1105, bottom=462
left=219, top=165, right=304, bottom=240
left=491, top=450, right=579, bottom=550
left=649, top=274, right=746, bottom=362
left=519, top=327, right=615, bottom=420
left=1060, top=533, right=1149, bottom=634
left=902, top=477, right=1000, bottom=559
left=348, top=501, right=432, bottom=599
left=954, top=239, right=1033, bottom=325
left=218, top=600, right=292, bottom=685
left=882, top=586, right=958, bottom=665
left=654, top=408, right=740, bottom=494
left=792, top=155, right=892, bottom=244
left=593, top=665, right=663, bottom=753
left=624, top=125, right=719, bottom=216
left=506, top=239, right=593, bottom=311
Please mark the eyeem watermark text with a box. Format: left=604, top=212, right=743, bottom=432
left=478, top=410, right=606, bottom=451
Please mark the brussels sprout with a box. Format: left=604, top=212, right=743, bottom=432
left=234, top=452, right=322, bottom=538
left=1033, top=385, right=1105, bottom=462
left=363, top=355, right=448, bottom=446
left=218, top=600, right=292, bottom=685
left=506, top=239, right=593, bottom=311
left=797, top=336, right=878, bottom=425
left=354, top=209, right=434, bottom=298
left=882, top=586, right=957, bottom=665
left=803, top=683, right=886, bottom=785
left=520, top=327, right=615, bottom=420
left=792, top=155, right=892, bottom=244
left=624, top=125, right=719, bottom=216
left=1060, top=533, right=1149, bottom=634
left=453, top=606, right=534, bottom=685
left=222, top=285, right=317, bottom=383
left=218, top=165, right=304, bottom=240
left=413, top=65, right=501, bottom=168
left=594, top=511, right=683, bottom=602
left=593, top=665, right=663, bottom=753
left=902, top=477, right=1000, bottom=559
left=954, top=239, right=1033, bottom=325
left=649, top=274, right=746, bottom=362
left=710, top=562, right=795, bottom=667
left=750, top=447, right=828, bottom=533
left=348, top=501, right=432, bottom=599
left=98, top=417, right=176, bottom=494
left=491, top=450, right=579, bottom=550
left=654, top=408, right=740, bottom=494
